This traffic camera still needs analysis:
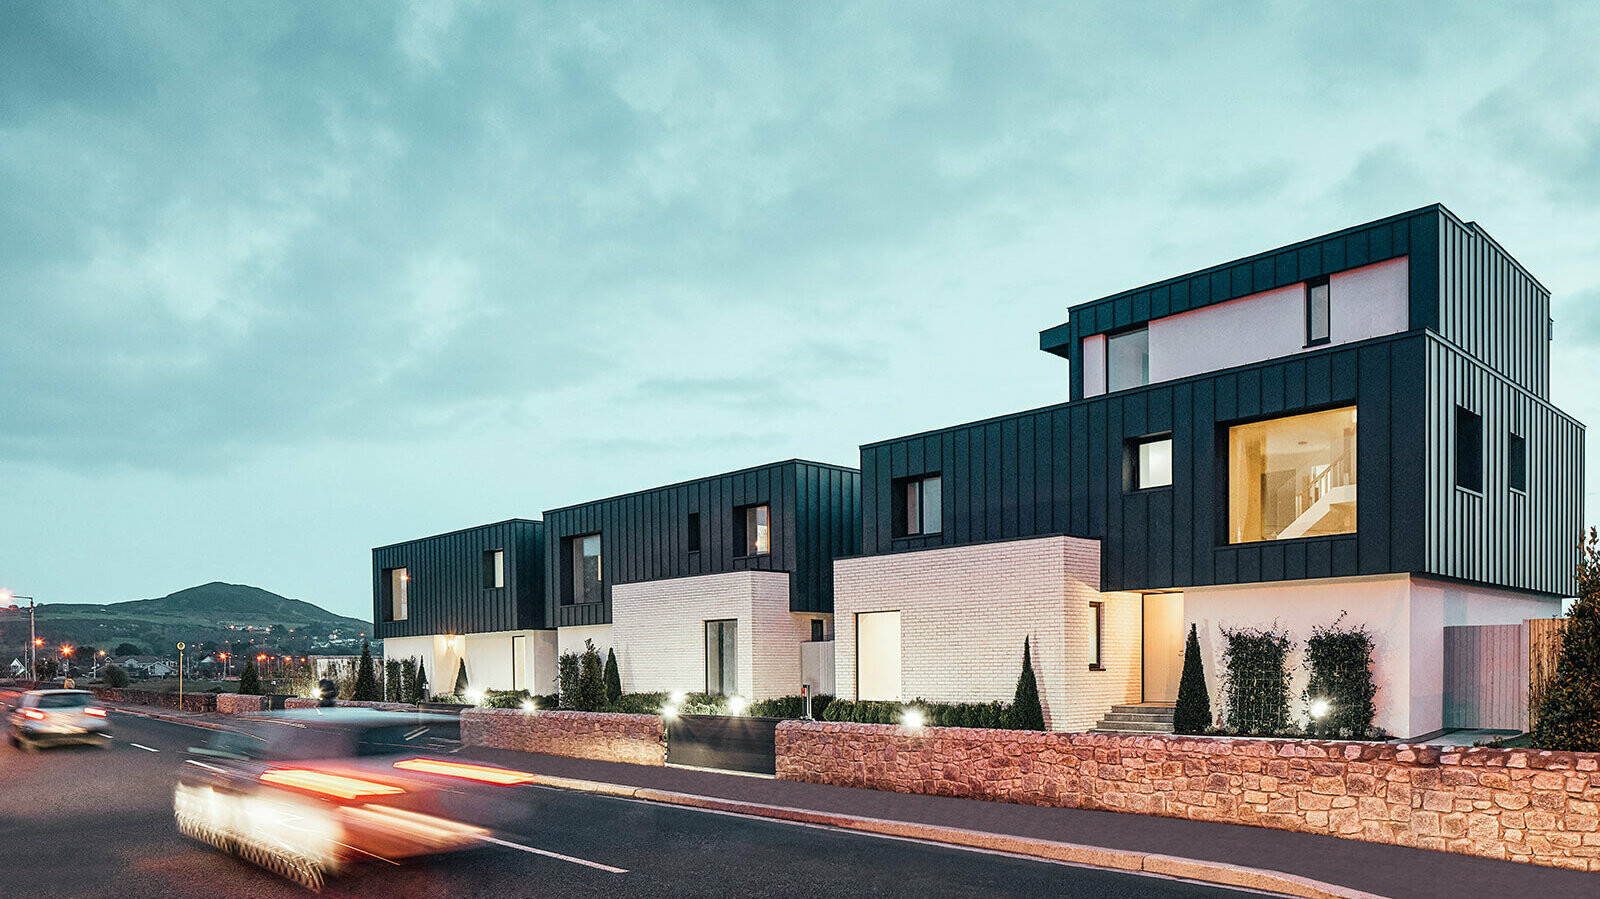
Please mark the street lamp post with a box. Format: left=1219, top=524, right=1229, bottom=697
left=1, top=593, right=37, bottom=681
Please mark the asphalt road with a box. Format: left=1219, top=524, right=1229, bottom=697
left=0, top=711, right=1264, bottom=898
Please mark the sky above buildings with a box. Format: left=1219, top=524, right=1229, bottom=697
left=1, top=2, right=1597, bottom=619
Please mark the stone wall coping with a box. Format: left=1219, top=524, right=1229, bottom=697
left=774, top=720, right=1600, bottom=770
left=462, top=707, right=660, bottom=726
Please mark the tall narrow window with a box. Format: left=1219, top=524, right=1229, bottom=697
left=1455, top=407, right=1483, bottom=492
left=1089, top=602, right=1105, bottom=670
left=740, top=504, right=770, bottom=556
left=1106, top=327, right=1150, bottom=392
left=895, top=474, right=943, bottom=536
left=1228, top=406, right=1358, bottom=543
left=482, top=549, right=504, bottom=589
left=511, top=635, right=526, bottom=691
left=1305, top=277, right=1331, bottom=346
left=568, top=534, right=602, bottom=604
left=687, top=512, right=702, bottom=553
left=384, top=567, right=408, bottom=621
left=705, top=619, right=737, bottom=695
left=1126, top=435, right=1173, bottom=491
left=810, top=619, right=825, bottom=642
left=1508, top=432, right=1526, bottom=493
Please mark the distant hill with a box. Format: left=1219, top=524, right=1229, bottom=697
left=5, top=582, right=371, bottom=658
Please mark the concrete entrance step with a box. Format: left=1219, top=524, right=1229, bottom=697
left=1092, top=703, right=1176, bottom=735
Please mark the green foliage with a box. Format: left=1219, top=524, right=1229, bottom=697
left=1534, top=528, right=1600, bottom=751
left=1173, top=624, right=1213, bottom=734
left=101, top=664, right=130, bottom=688
left=604, top=648, right=623, bottom=705
left=399, top=658, right=417, bottom=703
left=575, top=640, right=606, bottom=711
left=384, top=659, right=402, bottom=702
left=352, top=640, right=381, bottom=702
left=557, top=652, right=581, bottom=708
left=413, top=659, right=429, bottom=703
left=1009, top=637, right=1046, bottom=731
left=480, top=689, right=532, bottom=709
left=532, top=693, right=560, bottom=710
left=606, top=692, right=670, bottom=714
left=1220, top=624, right=1293, bottom=735
left=746, top=694, right=835, bottom=720
left=237, top=658, right=263, bottom=695
left=428, top=693, right=467, bottom=704
left=1303, top=613, right=1379, bottom=739
left=820, top=698, right=1014, bottom=728
left=452, top=658, right=469, bottom=696
left=114, top=643, right=142, bottom=657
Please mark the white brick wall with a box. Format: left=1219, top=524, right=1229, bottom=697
left=609, top=571, right=813, bottom=700
left=832, top=535, right=1141, bottom=731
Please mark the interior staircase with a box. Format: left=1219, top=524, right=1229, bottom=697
left=1092, top=703, right=1176, bottom=734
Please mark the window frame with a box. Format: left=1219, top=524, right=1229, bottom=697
left=382, top=567, right=408, bottom=622
left=1224, top=404, right=1359, bottom=545
left=686, top=512, right=702, bottom=554
left=1304, top=276, right=1331, bottom=347
left=1455, top=406, right=1483, bottom=494
left=564, top=533, right=603, bottom=606
left=737, top=504, right=770, bottom=557
left=1508, top=432, right=1526, bottom=494
left=1089, top=601, right=1105, bottom=671
left=482, top=549, right=505, bottom=589
left=705, top=618, right=738, bottom=696
left=1105, top=325, right=1151, bottom=393
left=893, top=473, right=943, bottom=537
left=1124, top=433, right=1174, bottom=492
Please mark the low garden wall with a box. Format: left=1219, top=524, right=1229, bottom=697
left=774, top=721, right=1600, bottom=871
left=215, top=694, right=268, bottom=714
left=92, top=687, right=218, bottom=713
left=461, top=707, right=665, bottom=766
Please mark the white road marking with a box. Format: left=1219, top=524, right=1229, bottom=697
left=477, top=835, right=627, bottom=873
left=129, top=743, right=160, bottom=752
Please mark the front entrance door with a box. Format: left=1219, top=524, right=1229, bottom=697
left=1142, top=593, right=1184, bottom=702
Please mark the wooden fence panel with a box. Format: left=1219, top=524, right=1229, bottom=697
left=1442, top=624, right=1527, bottom=730
left=1526, top=617, right=1565, bottom=732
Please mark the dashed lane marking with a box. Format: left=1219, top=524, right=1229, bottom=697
left=477, top=835, right=627, bottom=874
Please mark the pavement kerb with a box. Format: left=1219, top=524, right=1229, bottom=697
left=526, top=774, right=1389, bottom=899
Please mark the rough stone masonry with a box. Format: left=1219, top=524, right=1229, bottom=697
left=775, top=721, right=1600, bottom=872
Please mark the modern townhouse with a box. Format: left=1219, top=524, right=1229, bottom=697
left=832, top=204, right=1584, bottom=738
left=543, top=459, right=859, bottom=701
left=373, top=519, right=552, bottom=695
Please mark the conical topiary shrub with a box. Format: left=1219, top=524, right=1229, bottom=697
left=576, top=640, right=605, bottom=711
left=238, top=658, right=262, bottom=696
left=1533, top=528, right=1600, bottom=751
left=453, top=658, right=469, bottom=696
left=1173, top=624, right=1212, bottom=734
left=604, top=648, right=622, bottom=705
left=413, top=659, right=428, bottom=703
left=1010, top=637, right=1045, bottom=731
left=385, top=659, right=401, bottom=702
left=353, top=640, right=381, bottom=701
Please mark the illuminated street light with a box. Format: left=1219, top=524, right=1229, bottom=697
left=1, top=591, right=38, bottom=680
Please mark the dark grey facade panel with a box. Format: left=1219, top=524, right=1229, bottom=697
left=542, top=460, right=861, bottom=626
left=1424, top=337, right=1581, bottom=597
left=858, top=332, right=1582, bottom=597
left=371, top=519, right=544, bottom=639
left=1436, top=217, right=1552, bottom=398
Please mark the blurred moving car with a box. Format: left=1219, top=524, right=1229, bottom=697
left=6, top=689, right=112, bottom=752
left=175, top=709, right=538, bottom=891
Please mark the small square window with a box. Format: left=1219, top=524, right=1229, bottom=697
left=1305, top=277, right=1331, bottom=346
left=1455, top=407, right=1483, bottom=492
left=482, top=549, right=504, bottom=589
left=687, top=512, right=702, bottom=553
left=1126, top=435, right=1173, bottom=491
left=1508, top=433, right=1526, bottom=493
left=738, top=504, right=770, bottom=556
left=894, top=474, right=943, bottom=536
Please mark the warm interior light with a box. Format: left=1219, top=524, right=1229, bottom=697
left=393, top=758, right=538, bottom=785
left=260, top=769, right=405, bottom=800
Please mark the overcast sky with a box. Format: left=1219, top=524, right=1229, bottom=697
left=2, top=2, right=1596, bottom=620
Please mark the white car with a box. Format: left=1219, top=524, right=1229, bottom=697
left=7, top=689, right=112, bottom=751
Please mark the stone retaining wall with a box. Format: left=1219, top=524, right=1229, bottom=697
left=92, top=687, right=218, bottom=713
left=461, top=708, right=665, bottom=766
left=215, top=694, right=268, bottom=714
left=774, top=721, right=1600, bottom=871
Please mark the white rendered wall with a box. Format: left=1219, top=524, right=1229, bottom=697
left=557, top=624, right=614, bottom=662
left=832, top=536, right=1141, bottom=731
left=611, top=570, right=803, bottom=700
left=1086, top=257, right=1410, bottom=393
left=460, top=630, right=559, bottom=695
left=381, top=636, right=435, bottom=686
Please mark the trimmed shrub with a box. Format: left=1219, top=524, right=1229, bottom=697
left=1533, top=527, right=1600, bottom=751
left=385, top=659, right=402, bottom=702
left=413, top=659, right=429, bottom=704
left=1173, top=624, right=1212, bottom=734
left=1009, top=637, right=1046, bottom=730
left=1303, top=613, right=1379, bottom=739
left=481, top=689, right=532, bottom=709
left=1220, top=624, right=1293, bottom=735
left=102, top=664, right=130, bottom=688
left=532, top=693, right=560, bottom=711
left=575, top=640, right=606, bottom=712
left=607, top=692, right=670, bottom=714
left=353, top=641, right=381, bottom=702
left=747, top=694, right=835, bottom=720
left=604, top=649, right=622, bottom=705
left=452, top=659, right=469, bottom=696
left=557, top=652, right=580, bottom=708
left=238, top=658, right=263, bottom=696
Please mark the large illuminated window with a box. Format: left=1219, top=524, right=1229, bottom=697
left=567, top=534, right=601, bottom=605
left=384, top=567, right=408, bottom=621
left=739, top=504, right=770, bottom=556
left=1228, top=407, right=1357, bottom=543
